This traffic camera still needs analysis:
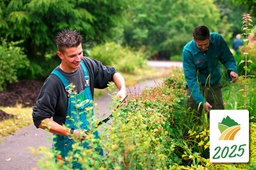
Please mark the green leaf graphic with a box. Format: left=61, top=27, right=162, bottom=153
left=219, top=116, right=239, bottom=127
left=218, top=123, right=229, bottom=133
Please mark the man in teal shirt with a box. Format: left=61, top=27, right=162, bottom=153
left=182, top=25, right=238, bottom=115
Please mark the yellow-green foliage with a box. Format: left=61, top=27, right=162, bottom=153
left=222, top=77, right=256, bottom=120
left=31, top=67, right=256, bottom=169
left=238, top=44, right=256, bottom=76
left=90, top=42, right=147, bottom=73
left=101, top=101, right=170, bottom=169
left=249, top=123, right=256, bottom=166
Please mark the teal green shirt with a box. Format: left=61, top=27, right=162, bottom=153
left=182, top=33, right=238, bottom=104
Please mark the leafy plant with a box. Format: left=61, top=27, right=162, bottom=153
left=90, top=42, right=147, bottom=73
left=227, top=13, right=256, bottom=119
left=29, top=66, right=256, bottom=169
left=0, top=39, right=29, bottom=90
left=240, top=13, right=254, bottom=109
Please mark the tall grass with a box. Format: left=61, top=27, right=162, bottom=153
left=222, top=77, right=256, bottom=121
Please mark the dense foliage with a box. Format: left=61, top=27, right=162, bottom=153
left=0, top=0, right=252, bottom=83
left=237, top=46, right=256, bottom=77
left=122, top=0, right=232, bottom=59
left=30, top=67, right=256, bottom=169
left=223, top=77, right=256, bottom=119
left=232, top=0, right=256, bottom=17
left=214, top=0, right=248, bottom=38
left=90, top=42, right=147, bottom=73
left=0, top=0, right=130, bottom=79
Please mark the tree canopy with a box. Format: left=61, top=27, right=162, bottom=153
left=0, top=0, right=253, bottom=80
left=122, top=0, right=229, bottom=59
left=232, top=0, right=256, bottom=17
left=215, top=0, right=249, bottom=37
left=0, top=0, right=129, bottom=78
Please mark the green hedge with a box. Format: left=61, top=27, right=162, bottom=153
left=31, top=67, right=256, bottom=169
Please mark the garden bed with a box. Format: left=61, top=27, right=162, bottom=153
left=0, top=80, right=43, bottom=120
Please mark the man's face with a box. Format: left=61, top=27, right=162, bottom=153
left=57, top=44, right=83, bottom=72
left=194, top=39, right=210, bottom=52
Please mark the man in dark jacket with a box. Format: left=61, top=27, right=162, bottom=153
left=182, top=25, right=238, bottom=115
left=32, top=29, right=127, bottom=168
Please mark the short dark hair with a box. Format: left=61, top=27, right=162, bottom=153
left=193, top=25, right=210, bottom=40
left=55, top=29, right=83, bottom=53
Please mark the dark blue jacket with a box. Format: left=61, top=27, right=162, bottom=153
left=232, top=38, right=243, bottom=51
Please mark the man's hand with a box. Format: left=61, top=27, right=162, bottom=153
left=116, top=89, right=127, bottom=100
left=204, top=102, right=212, bottom=113
left=113, top=72, right=127, bottom=100
left=72, top=129, right=88, bottom=141
left=230, top=71, right=238, bottom=83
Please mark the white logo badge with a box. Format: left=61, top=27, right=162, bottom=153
left=210, top=110, right=249, bottom=163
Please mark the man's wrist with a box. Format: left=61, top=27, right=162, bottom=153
left=68, top=128, right=88, bottom=140
left=79, top=130, right=88, bottom=137
left=68, top=128, right=74, bottom=139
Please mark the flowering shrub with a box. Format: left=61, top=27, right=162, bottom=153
left=30, top=67, right=256, bottom=169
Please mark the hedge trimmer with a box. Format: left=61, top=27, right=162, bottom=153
left=95, top=95, right=128, bottom=127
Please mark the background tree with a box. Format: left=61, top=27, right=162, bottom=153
left=214, top=0, right=248, bottom=40
left=122, top=0, right=231, bottom=60
left=232, top=0, right=256, bottom=17
left=0, top=0, right=129, bottom=80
